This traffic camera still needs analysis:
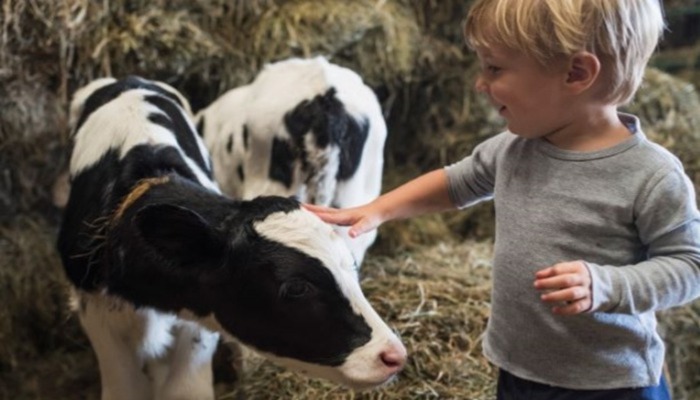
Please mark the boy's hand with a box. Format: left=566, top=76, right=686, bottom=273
left=534, top=261, right=592, bottom=315
left=302, top=203, right=381, bottom=238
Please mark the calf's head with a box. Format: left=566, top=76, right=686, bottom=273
left=110, top=187, right=406, bottom=390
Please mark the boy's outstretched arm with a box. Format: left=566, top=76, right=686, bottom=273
left=304, top=169, right=455, bottom=237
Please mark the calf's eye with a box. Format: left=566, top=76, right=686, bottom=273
left=280, top=279, right=315, bottom=299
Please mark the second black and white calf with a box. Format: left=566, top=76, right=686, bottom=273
left=196, top=57, right=387, bottom=265
left=57, top=76, right=405, bottom=400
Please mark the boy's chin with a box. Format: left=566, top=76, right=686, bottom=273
left=506, top=124, right=547, bottom=140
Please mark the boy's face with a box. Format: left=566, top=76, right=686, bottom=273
left=474, top=45, right=574, bottom=140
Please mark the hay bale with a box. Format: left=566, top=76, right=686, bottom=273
left=0, top=214, right=97, bottom=399
left=658, top=301, right=700, bottom=400
left=399, top=0, right=472, bottom=43
left=248, top=0, right=420, bottom=83
left=650, top=45, right=700, bottom=90
left=0, top=77, right=67, bottom=219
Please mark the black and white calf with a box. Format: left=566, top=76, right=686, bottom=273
left=196, top=57, right=387, bottom=265
left=57, top=76, right=405, bottom=400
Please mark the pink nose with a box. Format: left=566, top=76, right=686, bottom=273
left=380, top=345, right=407, bottom=371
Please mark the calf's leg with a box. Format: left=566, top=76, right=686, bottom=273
left=77, top=293, right=156, bottom=400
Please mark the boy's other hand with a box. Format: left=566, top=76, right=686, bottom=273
left=534, top=261, right=592, bottom=315
left=302, top=203, right=381, bottom=238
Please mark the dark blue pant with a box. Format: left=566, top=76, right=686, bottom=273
left=497, top=369, right=672, bottom=400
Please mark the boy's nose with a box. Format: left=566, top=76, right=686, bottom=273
left=474, top=76, right=487, bottom=93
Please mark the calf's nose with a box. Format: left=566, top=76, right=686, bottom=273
left=379, top=343, right=407, bottom=371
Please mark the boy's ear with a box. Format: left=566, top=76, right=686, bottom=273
left=565, top=51, right=601, bottom=93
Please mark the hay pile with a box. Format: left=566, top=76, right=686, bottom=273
left=0, top=215, right=96, bottom=399
left=659, top=304, right=700, bottom=400
left=1, top=0, right=700, bottom=399
left=624, top=68, right=700, bottom=186
left=650, top=1, right=700, bottom=89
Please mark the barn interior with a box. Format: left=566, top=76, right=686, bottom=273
left=1, top=0, right=700, bottom=399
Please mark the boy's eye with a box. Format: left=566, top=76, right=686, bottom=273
left=486, top=65, right=501, bottom=74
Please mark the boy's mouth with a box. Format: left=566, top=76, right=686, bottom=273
left=490, top=100, right=506, bottom=115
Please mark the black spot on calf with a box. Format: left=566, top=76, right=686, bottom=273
left=282, top=88, right=369, bottom=181
left=336, top=116, right=369, bottom=181
left=196, top=116, right=205, bottom=138
left=226, top=134, right=233, bottom=154
left=237, top=164, right=245, bottom=182
left=145, top=95, right=212, bottom=179
left=269, top=137, right=296, bottom=189
left=242, top=124, right=250, bottom=150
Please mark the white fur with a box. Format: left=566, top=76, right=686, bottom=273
left=197, top=56, right=386, bottom=264
left=148, top=322, right=218, bottom=400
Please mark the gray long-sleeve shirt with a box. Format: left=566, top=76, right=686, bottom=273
left=445, top=113, right=700, bottom=389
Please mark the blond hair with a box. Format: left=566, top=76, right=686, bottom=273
left=464, top=0, right=665, bottom=105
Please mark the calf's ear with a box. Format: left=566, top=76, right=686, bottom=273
left=133, top=203, right=226, bottom=266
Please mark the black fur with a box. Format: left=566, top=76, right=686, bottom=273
left=269, top=137, right=296, bottom=189
left=237, top=164, right=245, bottom=182
left=242, top=124, right=250, bottom=150
left=145, top=95, right=212, bottom=178
left=196, top=115, right=205, bottom=138
left=226, top=134, right=233, bottom=154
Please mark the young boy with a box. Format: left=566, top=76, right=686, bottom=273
left=306, top=0, right=700, bottom=398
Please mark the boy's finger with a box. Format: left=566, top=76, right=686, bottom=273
left=302, top=203, right=336, bottom=213
left=349, top=220, right=374, bottom=238
left=534, top=275, right=567, bottom=290
left=551, top=298, right=591, bottom=315
left=535, top=267, right=555, bottom=278
left=540, top=286, right=587, bottom=303
left=318, top=212, right=356, bottom=226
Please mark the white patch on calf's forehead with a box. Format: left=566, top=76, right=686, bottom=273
left=253, top=209, right=355, bottom=272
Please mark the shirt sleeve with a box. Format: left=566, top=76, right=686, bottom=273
left=587, top=167, right=700, bottom=314
left=444, top=133, right=507, bottom=209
